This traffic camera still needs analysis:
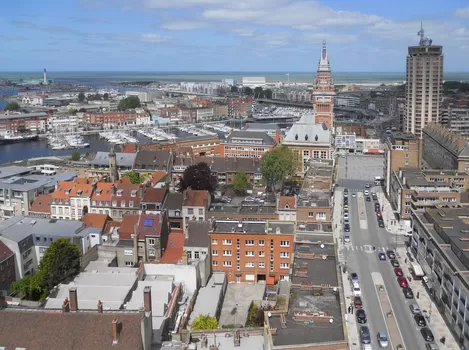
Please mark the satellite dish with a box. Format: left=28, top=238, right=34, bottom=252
left=329, top=318, right=334, bottom=324
left=320, top=244, right=325, bottom=249
left=267, top=312, right=272, bottom=318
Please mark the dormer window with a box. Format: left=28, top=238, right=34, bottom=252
left=295, top=134, right=298, bottom=140
left=285, top=204, right=290, bottom=209
left=305, top=134, right=308, bottom=141
left=131, top=190, right=137, bottom=197
left=65, top=188, right=71, bottom=194
left=117, top=189, right=124, bottom=196
left=77, top=190, right=83, bottom=196
left=96, top=189, right=102, bottom=196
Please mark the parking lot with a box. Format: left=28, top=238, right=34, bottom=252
left=337, top=154, right=384, bottom=182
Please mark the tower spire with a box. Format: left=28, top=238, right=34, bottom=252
left=318, top=39, right=330, bottom=72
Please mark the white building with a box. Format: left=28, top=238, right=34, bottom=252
left=335, top=95, right=360, bottom=107
left=47, top=115, right=83, bottom=131
left=21, top=95, right=44, bottom=106
left=242, top=77, right=266, bottom=88
left=125, top=91, right=164, bottom=103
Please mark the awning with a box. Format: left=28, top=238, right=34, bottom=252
left=411, top=262, right=425, bottom=277
left=266, top=276, right=275, bottom=285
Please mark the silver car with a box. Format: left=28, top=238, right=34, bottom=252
left=409, top=304, right=421, bottom=314
left=377, top=331, right=389, bottom=348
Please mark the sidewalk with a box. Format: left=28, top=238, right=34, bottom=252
left=333, top=187, right=360, bottom=349
left=374, top=187, right=403, bottom=235
left=395, top=245, right=460, bottom=350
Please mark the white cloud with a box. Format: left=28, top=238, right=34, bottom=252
left=142, top=0, right=226, bottom=8
left=301, top=33, right=359, bottom=44
left=115, top=33, right=170, bottom=43
left=455, top=8, right=469, bottom=18
left=160, top=21, right=207, bottom=31
left=231, top=28, right=256, bottom=37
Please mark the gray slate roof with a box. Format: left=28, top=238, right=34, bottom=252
left=134, top=150, right=171, bottom=171
left=90, top=152, right=136, bottom=167
left=283, top=123, right=331, bottom=144
left=162, top=192, right=184, bottom=211
left=224, top=130, right=276, bottom=146
left=185, top=221, right=211, bottom=248
left=0, top=112, right=47, bottom=120
left=245, top=123, right=279, bottom=131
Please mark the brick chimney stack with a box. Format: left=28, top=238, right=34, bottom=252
left=112, top=317, right=121, bottom=344
left=143, top=286, right=152, bottom=312
left=97, top=300, right=103, bottom=313
left=62, top=298, right=70, bottom=313
left=69, top=287, right=78, bottom=311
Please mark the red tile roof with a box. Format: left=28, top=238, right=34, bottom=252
left=119, top=214, right=140, bottom=240
left=82, top=213, right=110, bottom=230
left=136, top=214, right=161, bottom=239
left=112, top=181, right=142, bottom=209
left=122, top=144, right=138, bottom=153
left=103, top=221, right=121, bottom=236
left=30, top=194, right=51, bottom=214
left=278, top=196, right=296, bottom=210
left=151, top=171, right=167, bottom=186
left=142, top=188, right=167, bottom=203
left=160, top=231, right=185, bottom=264
left=183, top=190, right=209, bottom=207
left=0, top=240, right=14, bottom=262
left=91, top=182, right=115, bottom=202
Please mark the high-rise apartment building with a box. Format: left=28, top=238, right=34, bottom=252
left=312, top=40, right=335, bottom=129
left=404, top=26, right=443, bottom=138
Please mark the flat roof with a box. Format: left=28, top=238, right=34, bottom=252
left=126, top=280, right=175, bottom=316
left=0, top=165, right=33, bottom=180
left=189, top=273, right=226, bottom=324
left=0, top=172, right=77, bottom=192
left=212, top=221, right=294, bottom=235
left=0, top=112, right=47, bottom=120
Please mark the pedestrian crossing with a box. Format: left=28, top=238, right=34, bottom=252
left=343, top=245, right=392, bottom=252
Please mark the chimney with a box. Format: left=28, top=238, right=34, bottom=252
left=112, top=317, right=121, bottom=344
left=181, top=250, right=188, bottom=265
left=62, top=298, right=70, bottom=313
left=97, top=300, right=103, bottom=313
left=143, top=286, right=152, bottom=313
left=69, top=287, right=78, bottom=311
left=139, top=186, right=144, bottom=199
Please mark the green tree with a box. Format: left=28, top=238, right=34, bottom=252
left=125, top=170, right=141, bottom=184
left=103, top=93, right=109, bottom=100
left=11, top=274, right=47, bottom=301
left=230, top=86, right=238, bottom=93
left=118, top=96, right=141, bottom=110
left=39, top=238, right=81, bottom=290
left=233, top=170, right=249, bottom=194
left=192, top=314, right=218, bottom=330
left=264, top=89, right=273, bottom=99
left=178, top=162, right=217, bottom=193
left=244, top=87, right=253, bottom=96
left=68, top=108, right=77, bottom=115
left=254, top=86, right=264, bottom=98
left=4, top=101, right=20, bottom=111
left=261, top=146, right=296, bottom=192
left=77, top=92, right=85, bottom=102
left=70, top=151, right=81, bottom=161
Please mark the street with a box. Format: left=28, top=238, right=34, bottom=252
left=337, top=154, right=427, bottom=350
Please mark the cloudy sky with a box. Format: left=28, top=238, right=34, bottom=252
left=1, top=0, right=469, bottom=72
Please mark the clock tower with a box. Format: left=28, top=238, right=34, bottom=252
left=312, top=40, right=335, bottom=129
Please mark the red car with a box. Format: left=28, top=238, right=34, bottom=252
left=397, top=276, right=409, bottom=288
left=376, top=211, right=382, bottom=217
left=354, top=296, right=363, bottom=308
left=394, top=267, right=403, bottom=276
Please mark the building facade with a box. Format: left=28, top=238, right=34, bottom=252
left=422, top=123, right=469, bottom=171
left=440, top=105, right=469, bottom=137
left=311, top=40, right=335, bottom=129
left=220, top=131, right=276, bottom=158
left=0, top=113, right=48, bottom=136
left=210, top=220, right=294, bottom=283
left=0, top=240, right=16, bottom=296
left=405, top=27, right=443, bottom=138
left=383, top=132, right=422, bottom=195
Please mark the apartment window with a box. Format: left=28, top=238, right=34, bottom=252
left=213, top=260, right=218, bottom=267
left=194, top=251, right=200, bottom=259
left=320, top=151, right=327, bottom=159
left=280, top=252, right=290, bottom=258
left=308, top=212, right=314, bottom=217
left=259, top=251, right=265, bottom=257
left=223, top=261, right=232, bottom=267
left=187, top=251, right=192, bottom=259
left=316, top=212, right=326, bottom=220
left=405, top=161, right=409, bottom=166
left=258, top=262, right=265, bottom=268
left=405, top=194, right=411, bottom=198
left=212, top=239, right=218, bottom=245
left=188, top=208, right=194, bottom=215
left=280, top=263, right=289, bottom=269
left=245, top=239, right=254, bottom=246
left=222, top=239, right=232, bottom=245
left=198, top=208, right=203, bottom=215
left=92, top=200, right=97, bottom=206
left=148, top=239, right=155, bottom=245
left=245, top=251, right=254, bottom=257
left=245, top=262, right=254, bottom=268
left=303, top=150, right=309, bottom=157
left=223, top=250, right=232, bottom=256
left=313, top=151, right=319, bottom=158
left=112, top=200, right=117, bottom=207
left=405, top=202, right=411, bottom=206
left=280, top=241, right=290, bottom=247
left=52, top=207, right=56, bottom=214
left=212, top=250, right=218, bottom=256
left=258, top=240, right=265, bottom=246
left=125, top=261, right=133, bottom=266
left=129, top=201, right=134, bottom=208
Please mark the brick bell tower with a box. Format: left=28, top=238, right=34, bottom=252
left=312, top=40, right=335, bottom=129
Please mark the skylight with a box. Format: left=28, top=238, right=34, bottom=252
left=144, top=219, right=154, bottom=227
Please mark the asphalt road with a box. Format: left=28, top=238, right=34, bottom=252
left=338, top=154, right=427, bottom=350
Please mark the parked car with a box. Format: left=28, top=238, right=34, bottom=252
left=375, top=205, right=381, bottom=212
left=352, top=193, right=356, bottom=198
left=377, top=331, right=389, bottom=348
left=366, top=196, right=371, bottom=202
left=344, top=204, right=349, bottom=210
left=344, top=212, right=349, bottom=220
left=394, top=267, right=403, bottom=276
left=378, top=220, right=385, bottom=228
left=403, top=287, right=414, bottom=299
left=386, top=250, right=396, bottom=259
left=344, top=225, right=350, bottom=233
left=351, top=272, right=359, bottom=284
left=378, top=253, right=386, bottom=260
left=365, top=183, right=371, bottom=188
left=354, top=296, right=363, bottom=309
left=353, top=285, right=362, bottom=297
left=409, top=304, right=421, bottom=314
left=414, top=314, right=427, bottom=327
left=390, top=259, right=399, bottom=267
left=397, top=277, right=409, bottom=288
left=420, top=328, right=435, bottom=342
left=425, top=343, right=439, bottom=350
left=356, top=309, right=367, bottom=323
left=360, top=326, right=371, bottom=344
left=364, top=190, right=370, bottom=196
left=376, top=211, right=382, bottom=217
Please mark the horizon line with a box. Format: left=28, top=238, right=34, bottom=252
left=1, top=70, right=469, bottom=74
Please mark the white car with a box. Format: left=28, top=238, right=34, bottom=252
left=353, top=285, right=361, bottom=297
left=352, top=193, right=356, bottom=198
left=344, top=212, right=349, bottom=220
left=364, top=190, right=369, bottom=196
